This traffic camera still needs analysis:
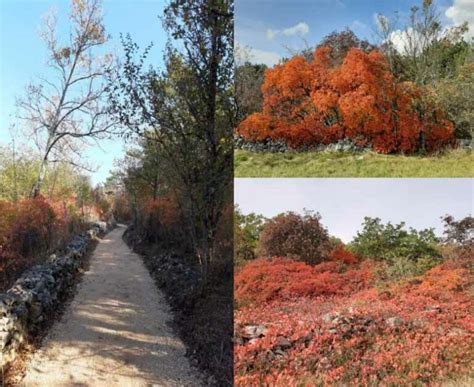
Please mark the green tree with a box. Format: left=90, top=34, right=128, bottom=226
left=108, top=0, right=234, bottom=282
left=234, top=206, right=266, bottom=266
left=442, top=214, right=473, bottom=246
left=432, top=51, right=474, bottom=139
left=350, top=217, right=440, bottom=261
left=376, top=0, right=470, bottom=84
left=350, top=217, right=443, bottom=281
left=0, top=146, right=38, bottom=201
left=235, top=45, right=267, bottom=123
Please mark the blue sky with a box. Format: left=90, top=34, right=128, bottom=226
left=235, top=0, right=473, bottom=66
left=0, top=0, right=167, bottom=185
left=235, top=178, right=474, bottom=242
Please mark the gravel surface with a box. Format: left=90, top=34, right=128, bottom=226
left=20, top=225, right=198, bottom=386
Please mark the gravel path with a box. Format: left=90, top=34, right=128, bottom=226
left=21, top=225, right=198, bottom=386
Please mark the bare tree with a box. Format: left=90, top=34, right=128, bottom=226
left=374, top=13, right=400, bottom=72
left=17, top=0, right=116, bottom=197
left=375, top=0, right=469, bottom=83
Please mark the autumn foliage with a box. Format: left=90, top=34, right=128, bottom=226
left=235, top=255, right=474, bottom=386
left=0, top=197, right=55, bottom=259
left=135, top=193, right=184, bottom=247
left=0, top=196, right=96, bottom=290
left=329, top=243, right=357, bottom=264
left=235, top=257, right=371, bottom=306
left=237, top=47, right=456, bottom=153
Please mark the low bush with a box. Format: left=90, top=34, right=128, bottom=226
left=0, top=196, right=89, bottom=290
left=374, top=255, right=442, bottom=283
left=235, top=257, right=372, bottom=306
left=235, top=256, right=474, bottom=386
left=350, top=217, right=441, bottom=261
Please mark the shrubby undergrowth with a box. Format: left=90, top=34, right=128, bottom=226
left=0, top=195, right=109, bottom=291
left=235, top=210, right=474, bottom=385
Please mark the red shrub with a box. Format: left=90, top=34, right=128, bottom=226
left=329, top=243, right=357, bottom=264
left=0, top=196, right=90, bottom=290
left=0, top=201, right=16, bottom=251
left=235, top=257, right=371, bottom=305
left=137, top=193, right=183, bottom=246
left=0, top=197, right=60, bottom=289
left=235, top=257, right=473, bottom=386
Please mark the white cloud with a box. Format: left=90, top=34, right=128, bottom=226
left=445, top=0, right=474, bottom=38
left=266, top=29, right=278, bottom=40
left=351, top=20, right=367, bottom=31
left=375, top=1, right=473, bottom=55
left=388, top=28, right=417, bottom=54
left=266, top=22, right=310, bottom=40
left=247, top=47, right=281, bottom=67
left=235, top=43, right=281, bottom=67
left=283, top=22, right=310, bottom=37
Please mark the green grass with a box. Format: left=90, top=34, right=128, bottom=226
left=235, top=149, right=473, bottom=177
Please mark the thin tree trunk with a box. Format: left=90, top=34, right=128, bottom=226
left=31, top=157, right=48, bottom=198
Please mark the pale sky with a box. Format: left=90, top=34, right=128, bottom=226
left=235, top=178, right=474, bottom=242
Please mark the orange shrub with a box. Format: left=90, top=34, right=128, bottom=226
left=0, top=196, right=89, bottom=290
left=10, top=196, right=56, bottom=256
left=237, top=47, right=456, bottom=153
left=417, top=257, right=472, bottom=298
left=0, top=197, right=58, bottom=289
left=137, top=193, right=184, bottom=247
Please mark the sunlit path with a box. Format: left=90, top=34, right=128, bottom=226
left=21, top=225, right=196, bottom=386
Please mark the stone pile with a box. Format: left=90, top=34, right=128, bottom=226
left=0, top=219, right=116, bottom=368
left=234, top=135, right=371, bottom=153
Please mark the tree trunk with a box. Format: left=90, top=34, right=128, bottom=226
left=31, top=158, right=48, bottom=198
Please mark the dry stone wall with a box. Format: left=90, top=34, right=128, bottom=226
left=0, top=219, right=116, bottom=368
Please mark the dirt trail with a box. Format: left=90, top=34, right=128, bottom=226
left=20, top=225, right=198, bottom=386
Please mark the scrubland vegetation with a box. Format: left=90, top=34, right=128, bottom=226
left=235, top=0, right=473, bottom=176
left=1, top=0, right=233, bottom=384
left=234, top=209, right=474, bottom=385
left=0, top=151, right=111, bottom=291
left=104, top=0, right=234, bottom=384
left=0, top=0, right=117, bottom=290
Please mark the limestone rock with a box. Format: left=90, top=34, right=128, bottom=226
left=386, top=316, right=404, bottom=328
left=241, top=325, right=267, bottom=339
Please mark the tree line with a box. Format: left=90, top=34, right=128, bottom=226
left=235, top=207, right=473, bottom=282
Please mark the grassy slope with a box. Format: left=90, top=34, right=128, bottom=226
left=234, top=149, right=473, bottom=177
